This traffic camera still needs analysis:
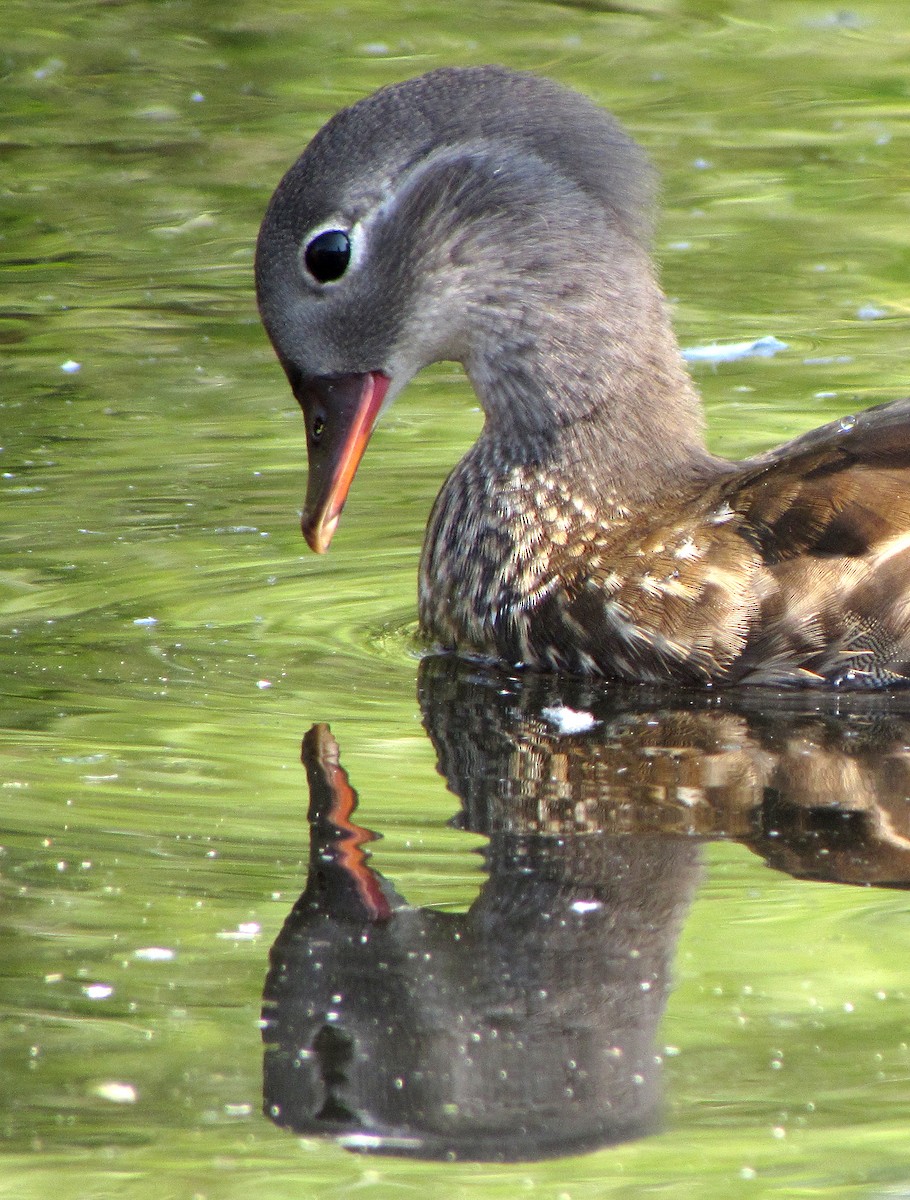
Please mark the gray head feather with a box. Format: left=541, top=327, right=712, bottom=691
left=257, top=66, right=655, bottom=277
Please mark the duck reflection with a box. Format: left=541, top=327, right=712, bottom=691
left=262, top=657, right=910, bottom=1161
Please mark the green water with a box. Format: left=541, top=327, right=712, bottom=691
left=3, top=0, right=910, bottom=1195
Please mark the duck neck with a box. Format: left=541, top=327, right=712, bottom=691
left=463, top=247, right=714, bottom=507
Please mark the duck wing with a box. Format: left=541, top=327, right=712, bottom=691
left=529, top=399, right=910, bottom=687
left=725, top=397, right=910, bottom=685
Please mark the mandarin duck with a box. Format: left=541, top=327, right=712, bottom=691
left=256, top=66, right=910, bottom=687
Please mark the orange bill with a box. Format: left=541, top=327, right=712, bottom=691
left=296, top=371, right=391, bottom=553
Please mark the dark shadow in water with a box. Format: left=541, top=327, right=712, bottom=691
left=262, top=656, right=910, bottom=1161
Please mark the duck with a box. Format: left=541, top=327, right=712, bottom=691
left=255, top=65, right=910, bottom=688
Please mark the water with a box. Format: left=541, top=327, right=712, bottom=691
left=3, top=1, right=910, bottom=1196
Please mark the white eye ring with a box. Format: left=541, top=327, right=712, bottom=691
left=300, top=219, right=366, bottom=285
left=302, top=228, right=351, bottom=283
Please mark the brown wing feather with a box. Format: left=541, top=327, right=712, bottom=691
left=720, top=398, right=910, bottom=685
left=550, top=398, right=910, bottom=685
left=729, top=398, right=910, bottom=563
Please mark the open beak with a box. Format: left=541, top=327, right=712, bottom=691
left=295, top=371, right=391, bottom=553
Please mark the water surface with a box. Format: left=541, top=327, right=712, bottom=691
left=3, top=2, right=910, bottom=1197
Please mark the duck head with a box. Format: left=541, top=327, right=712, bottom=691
left=256, top=66, right=702, bottom=552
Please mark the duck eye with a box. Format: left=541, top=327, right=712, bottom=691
left=312, top=415, right=325, bottom=442
left=303, top=229, right=351, bottom=283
